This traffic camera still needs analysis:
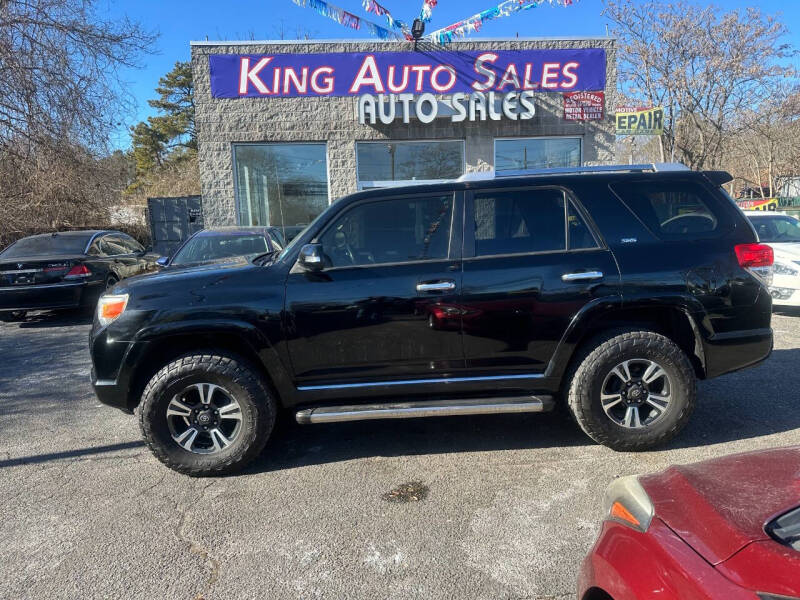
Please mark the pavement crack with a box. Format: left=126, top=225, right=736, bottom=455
left=173, top=481, right=221, bottom=600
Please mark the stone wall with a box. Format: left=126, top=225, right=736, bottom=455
left=192, top=38, right=617, bottom=226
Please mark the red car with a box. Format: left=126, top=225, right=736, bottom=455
left=579, top=447, right=800, bottom=600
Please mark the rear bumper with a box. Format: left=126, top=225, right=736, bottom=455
left=0, top=280, right=101, bottom=312
left=703, top=327, right=773, bottom=379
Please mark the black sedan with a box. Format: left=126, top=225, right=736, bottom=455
left=0, top=230, right=157, bottom=321
left=155, top=227, right=281, bottom=270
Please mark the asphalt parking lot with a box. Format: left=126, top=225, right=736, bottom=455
left=1, top=311, right=799, bottom=600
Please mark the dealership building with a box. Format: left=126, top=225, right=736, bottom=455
left=191, top=37, right=617, bottom=228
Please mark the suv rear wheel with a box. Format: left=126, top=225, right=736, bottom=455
left=567, top=330, right=696, bottom=451
left=138, top=352, right=276, bottom=476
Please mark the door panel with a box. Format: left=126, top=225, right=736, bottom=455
left=460, top=186, right=620, bottom=374
left=285, top=192, right=464, bottom=385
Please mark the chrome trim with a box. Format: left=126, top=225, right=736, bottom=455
left=561, top=271, right=604, bottom=282
left=0, top=269, right=42, bottom=275
left=416, top=281, right=456, bottom=292
left=0, top=281, right=85, bottom=291
left=296, top=396, right=554, bottom=424
left=297, top=372, right=545, bottom=391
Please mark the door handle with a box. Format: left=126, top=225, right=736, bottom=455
left=416, top=281, right=456, bottom=293
left=561, top=271, right=604, bottom=282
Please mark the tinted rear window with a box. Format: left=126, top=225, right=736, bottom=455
left=611, top=180, right=721, bottom=240
left=1, top=234, right=91, bottom=257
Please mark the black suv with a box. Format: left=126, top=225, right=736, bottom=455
left=90, top=165, right=774, bottom=475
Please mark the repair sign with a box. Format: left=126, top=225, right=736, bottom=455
left=615, top=106, right=664, bottom=135
left=564, top=91, right=604, bottom=121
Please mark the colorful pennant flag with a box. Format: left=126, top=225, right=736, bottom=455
left=419, top=0, right=438, bottom=23
left=291, top=0, right=401, bottom=39
left=427, top=0, right=577, bottom=45
left=362, top=0, right=412, bottom=38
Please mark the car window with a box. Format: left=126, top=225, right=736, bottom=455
left=611, top=180, right=719, bottom=239
left=750, top=216, right=800, bottom=243
left=100, top=235, right=129, bottom=256
left=319, top=195, right=453, bottom=267
left=119, top=234, right=144, bottom=253
left=171, top=234, right=270, bottom=265
left=1, top=234, right=92, bottom=257
left=472, top=188, right=568, bottom=256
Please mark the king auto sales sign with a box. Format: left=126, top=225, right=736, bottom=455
left=208, top=48, right=606, bottom=98
left=564, top=91, right=604, bottom=121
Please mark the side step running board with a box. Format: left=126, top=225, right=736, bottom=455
left=295, top=396, right=554, bottom=425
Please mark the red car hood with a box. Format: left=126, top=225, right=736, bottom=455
left=639, top=446, right=800, bottom=565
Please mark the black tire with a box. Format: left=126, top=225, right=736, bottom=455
left=106, top=274, right=119, bottom=289
left=0, top=310, right=27, bottom=322
left=138, top=352, right=276, bottom=476
left=567, top=330, right=696, bottom=451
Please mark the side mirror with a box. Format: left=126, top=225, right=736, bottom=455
left=155, top=256, right=170, bottom=267
left=298, top=244, right=324, bottom=271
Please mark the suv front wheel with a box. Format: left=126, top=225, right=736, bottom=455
left=139, top=352, right=276, bottom=476
left=567, top=330, right=696, bottom=451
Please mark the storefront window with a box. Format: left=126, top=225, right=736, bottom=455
left=356, top=141, right=464, bottom=188
left=494, top=138, right=582, bottom=172
left=233, top=143, right=329, bottom=228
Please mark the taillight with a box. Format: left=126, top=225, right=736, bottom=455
left=735, top=243, right=774, bottom=268
left=64, top=264, right=91, bottom=279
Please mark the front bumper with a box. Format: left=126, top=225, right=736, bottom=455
left=90, top=322, right=150, bottom=414
left=0, top=280, right=100, bottom=312
left=91, top=368, right=132, bottom=413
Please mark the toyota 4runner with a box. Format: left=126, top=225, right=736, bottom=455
left=90, top=164, right=774, bottom=475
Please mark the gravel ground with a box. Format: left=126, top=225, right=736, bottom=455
left=1, top=310, right=799, bottom=600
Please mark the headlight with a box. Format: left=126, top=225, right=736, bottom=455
left=774, top=262, right=800, bottom=276
left=97, top=294, right=129, bottom=326
left=603, top=475, right=654, bottom=533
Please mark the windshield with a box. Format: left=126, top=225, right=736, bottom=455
left=748, top=216, right=800, bottom=243
left=1, top=234, right=91, bottom=258
left=171, top=234, right=269, bottom=265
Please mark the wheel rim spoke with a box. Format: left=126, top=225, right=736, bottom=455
left=643, top=362, right=666, bottom=385
left=611, top=361, right=633, bottom=383
left=194, top=383, right=219, bottom=405
left=601, top=393, right=623, bottom=409
left=173, top=427, right=199, bottom=451
left=209, top=428, right=231, bottom=452
left=646, top=394, right=670, bottom=412
left=166, top=397, right=193, bottom=419
left=623, top=406, right=642, bottom=428
left=218, top=403, right=242, bottom=420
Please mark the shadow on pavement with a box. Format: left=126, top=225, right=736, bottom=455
left=16, top=310, right=93, bottom=328
left=247, top=409, right=589, bottom=475
left=0, top=441, right=145, bottom=468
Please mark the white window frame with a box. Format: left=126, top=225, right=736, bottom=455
left=231, top=141, right=331, bottom=226
left=355, top=139, right=466, bottom=190
left=493, top=136, right=583, bottom=173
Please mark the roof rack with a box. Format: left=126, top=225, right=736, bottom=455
left=456, top=163, right=690, bottom=182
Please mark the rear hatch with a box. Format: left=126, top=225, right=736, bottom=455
left=639, top=447, right=800, bottom=565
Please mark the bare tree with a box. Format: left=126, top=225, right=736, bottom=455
left=604, top=0, right=797, bottom=170
left=0, top=0, right=155, bottom=244
left=0, top=0, right=155, bottom=156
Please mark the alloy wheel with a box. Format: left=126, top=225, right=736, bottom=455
left=166, top=383, right=243, bottom=454
left=600, top=359, right=672, bottom=429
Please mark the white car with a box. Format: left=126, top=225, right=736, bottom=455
left=745, top=211, right=800, bottom=307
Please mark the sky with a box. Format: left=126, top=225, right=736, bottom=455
left=101, top=0, right=800, bottom=149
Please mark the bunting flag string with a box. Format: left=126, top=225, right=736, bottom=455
left=427, top=0, right=577, bottom=45
left=361, top=0, right=412, bottom=38
left=419, top=0, right=438, bottom=23
left=291, top=0, right=402, bottom=40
